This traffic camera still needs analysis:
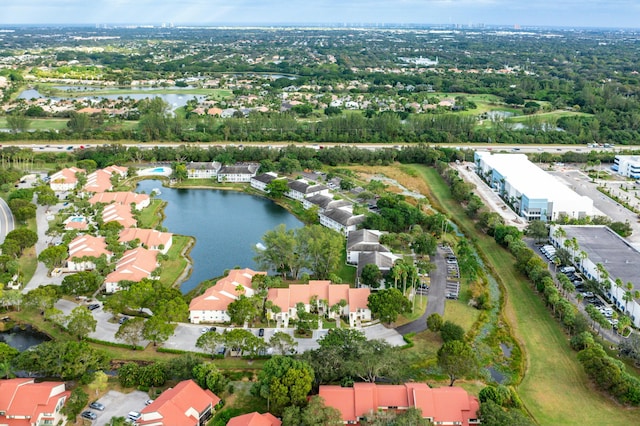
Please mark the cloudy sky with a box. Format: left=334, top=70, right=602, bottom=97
left=2, top=0, right=638, bottom=28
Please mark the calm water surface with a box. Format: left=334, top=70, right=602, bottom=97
left=136, top=180, right=303, bottom=293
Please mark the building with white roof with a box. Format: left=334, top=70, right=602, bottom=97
left=474, top=152, right=594, bottom=222
left=550, top=225, right=640, bottom=327
left=612, top=155, right=640, bottom=179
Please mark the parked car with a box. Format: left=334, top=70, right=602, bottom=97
left=81, top=411, right=97, bottom=420
left=145, top=399, right=154, bottom=406
left=118, top=316, right=129, bottom=324
left=87, top=303, right=100, bottom=311
left=127, top=411, right=142, bottom=421
left=258, top=328, right=265, bottom=337
left=89, top=402, right=105, bottom=411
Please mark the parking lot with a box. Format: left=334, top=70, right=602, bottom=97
left=88, top=390, right=149, bottom=426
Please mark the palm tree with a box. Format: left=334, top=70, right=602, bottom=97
left=553, top=226, right=566, bottom=245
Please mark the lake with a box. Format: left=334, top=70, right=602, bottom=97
left=136, top=180, right=303, bottom=293
left=17, top=87, right=205, bottom=111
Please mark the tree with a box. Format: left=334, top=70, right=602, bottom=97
left=35, top=186, right=58, bottom=206
left=269, top=331, right=298, bottom=355
left=8, top=199, right=37, bottom=223
left=23, top=285, right=58, bottom=312
left=526, top=220, right=549, bottom=243
left=437, top=340, right=477, bottom=386
left=360, top=263, right=382, bottom=288
left=115, top=317, right=145, bottom=349
left=38, top=245, right=68, bottom=270
left=171, top=162, right=188, bottom=182
left=296, top=225, right=344, bottom=279
left=60, top=271, right=101, bottom=295
left=411, top=232, right=437, bottom=256
left=66, top=306, right=97, bottom=340
left=192, top=363, right=228, bottom=394
left=427, top=313, right=444, bottom=332
left=361, top=407, right=432, bottom=426
left=367, top=288, right=410, bottom=324
left=4, top=228, right=38, bottom=254
left=196, top=330, right=225, bottom=357
left=67, top=112, right=93, bottom=133
left=227, top=295, right=259, bottom=326
left=62, top=387, right=89, bottom=421
left=253, top=356, right=314, bottom=415
left=300, top=395, right=343, bottom=426
left=254, top=224, right=299, bottom=279
left=6, top=114, right=30, bottom=133
left=224, top=328, right=257, bottom=357
left=266, top=178, right=289, bottom=199
left=479, top=401, right=535, bottom=426
left=117, top=363, right=140, bottom=387
left=12, top=341, right=107, bottom=380
left=142, top=316, right=174, bottom=346
left=440, top=321, right=465, bottom=342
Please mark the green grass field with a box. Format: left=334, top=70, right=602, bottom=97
left=410, top=164, right=639, bottom=425
left=0, top=117, right=70, bottom=131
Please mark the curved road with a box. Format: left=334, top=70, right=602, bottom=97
left=0, top=197, right=15, bottom=244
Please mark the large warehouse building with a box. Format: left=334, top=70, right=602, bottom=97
left=550, top=225, right=640, bottom=327
left=474, top=152, right=594, bottom=222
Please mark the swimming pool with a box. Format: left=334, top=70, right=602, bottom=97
left=70, top=217, right=85, bottom=222
left=152, top=167, right=166, bottom=173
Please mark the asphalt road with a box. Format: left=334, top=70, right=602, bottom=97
left=0, top=197, right=15, bottom=245
left=395, top=249, right=445, bottom=335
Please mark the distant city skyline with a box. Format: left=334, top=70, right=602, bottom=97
left=2, top=0, right=639, bottom=29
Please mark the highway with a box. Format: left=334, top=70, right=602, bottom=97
left=0, top=197, right=15, bottom=244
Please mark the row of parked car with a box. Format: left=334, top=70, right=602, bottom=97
left=540, top=244, right=557, bottom=261
left=442, top=245, right=460, bottom=300
left=558, top=265, right=618, bottom=328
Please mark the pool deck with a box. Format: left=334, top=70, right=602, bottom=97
left=137, top=167, right=173, bottom=177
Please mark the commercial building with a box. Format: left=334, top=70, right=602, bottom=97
left=550, top=225, right=640, bottom=326
left=474, top=152, right=594, bottom=221
left=612, top=155, right=640, bottom=179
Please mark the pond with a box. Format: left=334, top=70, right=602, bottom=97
left=0, top=325, right=50, bottom=351
left=136, top=180, right=303, bottom=293
left=17, top=88, right=205, bottom=111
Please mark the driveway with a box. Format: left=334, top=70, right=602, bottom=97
left=395, top=249, right=444, bottom=335
left=90, top=390, right=149, bottom=426
left=23, top=202, right=66, bottom=294
left=55, top=299, right=150, bottom=346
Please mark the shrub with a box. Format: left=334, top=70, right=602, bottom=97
left=440, top=321, right=465, bottom=342
left=427, top=313, right=443, bottom=332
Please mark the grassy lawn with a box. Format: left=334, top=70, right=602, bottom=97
left=137, top=199, right=166, bottom=229
left=444, top=299, right=481, bottom=332
left=0, top=117, right=69, bottom=131
left=396, top=295, right=427, bottom=326
left=410, top=164, right=639, bottom=425
left=158, top=235, right=192, bottom=288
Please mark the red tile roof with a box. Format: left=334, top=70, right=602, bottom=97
left=266, top=281, right=369, bottom=313
left=189, top=269, right=265, bottom=312
left=89, top=191, right=149, bottom=208
left=0, top=379, right=70, bottom=426
left=139, top=380, right=220, bottom=426
left=105, top=247, right=158, bottom=284
left=119, top=228, right=172, bottom=250
left=67, top=234, right=112, bottom=260
left=102, top=203, right=137, bottom=228
left=319, top=383, right=479, bottom=425
left=227, top=412, right=282, bottom=426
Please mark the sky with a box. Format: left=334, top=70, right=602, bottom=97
left=2, top=0, right=639, bottom=29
